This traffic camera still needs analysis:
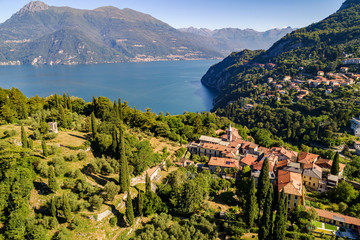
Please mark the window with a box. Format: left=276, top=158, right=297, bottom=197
left=294, top=202, right=297, bottom=207
left=294, top=196, right=298, bottom=200
left=313, top=183, right=315, bottom=187
left=310, top=177, right=312, bottom=180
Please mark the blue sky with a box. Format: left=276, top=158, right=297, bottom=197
left=0, top=0, right=345, bottom=31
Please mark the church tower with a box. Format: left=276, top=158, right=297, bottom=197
left=227, top=124, right=232, bottom=142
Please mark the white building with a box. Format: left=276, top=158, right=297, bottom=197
left=350, top=117, right=360, bottom=136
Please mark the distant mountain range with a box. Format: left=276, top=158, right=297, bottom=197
left=178, top=27, right=295, bottom=53
left=0, top=1, right=294, bottom=65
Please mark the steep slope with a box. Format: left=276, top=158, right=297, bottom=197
left=0, top=1, right=223, bottom=65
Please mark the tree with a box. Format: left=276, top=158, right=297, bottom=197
left=126, top=193, right=135, bottom=226
left=118, top=98, right=123, bottom=120
left=138, top=190, right=144, bottom=217
left=118, top=127, right=129, bottom=193
left=89, top=195, right=103, bottom=210
left=48, top=166, right=58, bottom=192
left=273, top=190, right=287, bottom=240
left=330, top=181, right=359, bottom=204
left=245, top=177, right=257, bottom=228
left=21, top=124, right=28, bottom=148
left=257, top=158, right=270, bottom=212
left=28, top=139, right=33, bottom=150
left=67, top=93, right=72, bottom=112
left=63, top=194, right=72, bottom=222
left=331, top=152, right=340, bottom=175
left=91, top=112, right=96, bottom=139
left=111, top=125, right=118, bottom=156
left=103, top=181, right=120, bottom=201
left=42, top=139, right=48, bottom=157
left=145, top=172, right=151, bottom=194
left=51, top=198, right=57, bottom=218
left=259, top=186, right=273, bottom=240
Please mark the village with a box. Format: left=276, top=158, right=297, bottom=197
left=182, top=125, right=360, bottom=239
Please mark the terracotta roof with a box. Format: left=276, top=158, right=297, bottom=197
left=252, top=160, right=274, bottom=172
left=249, top=142, right=258, bottom=149
left=272, top=147, right=298, bottom=161
left=298, top=152, right=319, bottom=164
left=306, top=207, right=360, bottom=227
left=215, top=129, right=224, bottom=135
left=147, top=166, right=160, bottom=177
left=276, top=160, right=289, bottom=169
left=208, top=157, right=240, bottom=169
left=315, top=158, right=346, bottom=172
left=277, top=170, right=303, bottom=196
left=263, top=153, right=279, bottom=164
left=241, top=155, right=257, bottom=166
left=303, top=163, right=322, bottom=179
left=258, top=146, right=271, bottom=154
left=202, top=143, right=227, bottom=152
left=227, top=141, right=240, bottom=149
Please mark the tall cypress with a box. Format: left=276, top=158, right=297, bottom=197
left=273, top=190, right=287, bottom=240
left=48, top=166, right=58, bottom=192
left=119, top=127, right=129, bottom=193
left=67, top=93, right=72, bottom=112
left=126, top=193, right=134, bottom=226
left=59, top=105, right=67, bottom=128
left=42, top=139, right=48, bottom=157
left=145, top=172, right=151, bottom=194
left=62, top=93, right=67, bottom=109
left=138, top=190, right=144, bottom=217
left=331, top=152, right=340, bottom=175
left=92, top=96, right=97, bottom=114
left=259, top=186, right=273, bottom=240
left=21, top=124, right=28, bottom=148
left=113, top=100, right=119, bottom=120
left=63, top=194, right=72, bottom=222
left=258, top=158, right=270, bottom=212
left=111, top=125, right=118, bottom=156
left=51, top=197, right=57, bottom=217
left=245, top=177, right=257, bottom=228
left=28, top=139, right=33, bottom=150
left=91, top=112, right=97, bottom=139
left=118, top=98, right=123, bottom=120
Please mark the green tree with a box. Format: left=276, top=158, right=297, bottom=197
left=257, top=158, right=270, bottom=212
left=21, top=124, right=28, bottom=148
left=126, top=193, right=135, bottom=226
left=111, top=125, right=118, bottom=156
left=118, top=98, right=123, bottom=121
left=119, top=127, right=129, bottom=193
left=331, top=152, right=340, bottom=175
left=145, top=172, right=151, bottom=194
left=48, top=166, right=58, bottom=192
left=51, top=198, right=57, bottom=217
left=138, top=190, right=144, bottom=217
left=273, top=191, right=287, bottom=240
left=330, top=181, right=359, bottom=204
left=42, top=139, right=48, bottom=157
left=28, top=139, right=33, bottom=150
left=63, top=194, right=72, bottom=222
left=67, top=93, right=72, bottom=112
left=91, top=112, right=96, bottom=139
left=245, top=177, right=257, bottom=228
left=103, top=181, right=120, bottom=201
left=259, top=186, right=273, bottom=240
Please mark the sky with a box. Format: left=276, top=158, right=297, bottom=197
left=0, top=0, right=345, bottom=31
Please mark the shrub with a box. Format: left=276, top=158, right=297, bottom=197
left=3, top=129, right=17, bottom=138
left=77, top=152, right=87, bottom=161
left=109, top=216, right=117, bottom=227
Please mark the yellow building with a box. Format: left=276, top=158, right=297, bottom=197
left=277, top=170, right=305, bottom=210
left=302, top=163, right=326, bottom=192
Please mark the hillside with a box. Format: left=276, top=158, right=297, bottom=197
left=0, top=1, right=223, bottom=65
left=201, top=0, right=360, bottom=147
left=179, top=26, right=295, bottom=53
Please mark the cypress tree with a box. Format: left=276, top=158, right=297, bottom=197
left=126, top=193, right=134, bottom=226
left=118, top=98, right=123, bottom=120
left=92, top=96, right=97, bottom=115
left=67, top=93, right=72, bottom=112
left=258, top=158, right=270, bottom=212
left=119, top=127, right=129, bottom=193
left=21, top=124, right=28, bottom=148
left=145, top=172, right=151, bottom=194
left=331, top=152, right=340, bottom=175
left=63, top=194, right=72, bottom=222
left=245, top=177, right=257, bottom=228
left=273, top=190, right=287, bottom=240
left=28, top=139, right=33, bottom=150
left=62, top=93, right=67, bottom=108
left=51, top=198, right=57, bottom=217
left=111, top=125, right=118, bottom=156
left=138, top=190, right=144, bottom=217
left=48, top=166, right=58, bottom=192
left=91, top=112, right=97, bottom=139
left=59, top=105, right=67, bottom=128
left=259, top=186, right=273, bottom=240
left=42, top=138, right=48, bottom=157
left=113, top=100, right=119, bottom=120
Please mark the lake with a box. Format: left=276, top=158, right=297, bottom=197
left=0, top=60, right=219, bottom=114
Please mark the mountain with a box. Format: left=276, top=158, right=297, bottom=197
left=202, top=0, right=360, bottom=96
left=179, top=27, right=295, bottom=53
left=0, top=1, right=223, bottom=65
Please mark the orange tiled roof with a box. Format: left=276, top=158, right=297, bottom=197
left=277, top=170, right=303, bottom=196
left=315, top=158, right=346, bottom=172
left=208, top=157, right=240, bottom=169
left=306, top=207, right=360, bottom=227
left=272, top=147, right=298, bottom=161
left=258, top=146, right=271, bottom=154
left=202, top=143, right=227, bottom=152
left=241, top=155, right=257, bottom=166
left=298, top=152, right=319, bottom=164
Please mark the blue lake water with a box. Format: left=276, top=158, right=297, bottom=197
left=0, top=60, right=219, bottom=114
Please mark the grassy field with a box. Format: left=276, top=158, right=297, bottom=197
left=324, top=223, right=338, bottom=231
left=313, top=221, right=323, bottom=228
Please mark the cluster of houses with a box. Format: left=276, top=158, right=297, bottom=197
left=187, top=126, right=360, bottom=237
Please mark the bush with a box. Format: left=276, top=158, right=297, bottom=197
left=53, top=227, right=72, bottom=240
left=109, top=216, right=117, bottom=227
left=44, top=132, right=57, bottom=140
left=36, top=161, right=49, bottom=178
left=89, top=195, right=103, bottom=210
left=3, top=129, right=17, bottom=138
left=69, top=216, right=86, bottom=230
left=77, top=152, right=87, bottom=161
left=65, top=154, right=78, bottom=162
